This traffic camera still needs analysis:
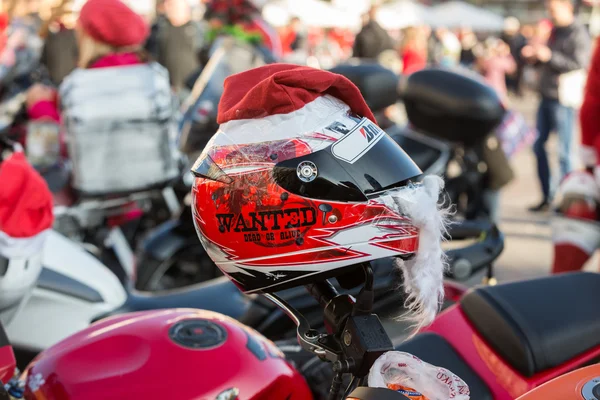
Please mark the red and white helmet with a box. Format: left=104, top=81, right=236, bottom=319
left=192, top=64, right=448, bottom=325
left=0, top=151, right=53, bottom=324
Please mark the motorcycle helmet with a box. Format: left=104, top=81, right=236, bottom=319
left=551, top=170, right=600, bottom=273
left=192, top=64, right=448, bottom=325
left=0, top=149, right=53, bottom=325
left=24, top=309, right=313, bottom=400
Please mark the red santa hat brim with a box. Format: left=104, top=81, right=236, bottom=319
left=0, top=152, right=54, bottom=258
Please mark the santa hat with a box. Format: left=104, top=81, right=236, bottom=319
left=0, top=152, right=54, bottom=259
left=218, top=63, right=376, bottom=125
left=78, top=0, right=149, bottom=48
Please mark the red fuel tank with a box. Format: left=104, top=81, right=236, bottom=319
left=22, top=309, right=313, bottom=400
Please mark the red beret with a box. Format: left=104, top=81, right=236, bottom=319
left=79, top=0, right=150, bottom=48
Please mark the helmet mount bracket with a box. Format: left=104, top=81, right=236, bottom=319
left=264, top=263, right=393, bottom=399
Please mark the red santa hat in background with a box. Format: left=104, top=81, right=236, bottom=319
left=0, top=152, right=54, bottom=259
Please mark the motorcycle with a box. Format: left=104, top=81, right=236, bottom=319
left=1, top=262, right=465, bottom=400
left=2, top=269, right=599, bottom=399
left=395, top=272, right=600, bottom=399
left=136, top=62, right=506, bottom=292
left=5, top=219, right=502, bottom=369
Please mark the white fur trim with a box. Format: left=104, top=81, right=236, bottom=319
left=0, top=229, right=50, bottom=259
left=551, top=216, right=600, bottom=255
left=558, top=170, right=600, bottom=202
left=215, top=95, right=351, bottom=146
left=392, top=175, right=450, bottom=333
left=580, top=145, right=598, bottom=167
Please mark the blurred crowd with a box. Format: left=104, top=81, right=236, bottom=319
left=0, top=0, right=585, bottom=100
left=0, top=0, right=594, bottom=218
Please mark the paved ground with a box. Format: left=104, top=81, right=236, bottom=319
left=382, top=92, right=599, bottom=341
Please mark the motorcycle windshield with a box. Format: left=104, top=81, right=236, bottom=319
left=389, top=131, right=446, bottom=175
left=178, top=37, right=268, bottom=155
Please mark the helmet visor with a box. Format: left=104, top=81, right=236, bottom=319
left=272, top=118, right=423, bottom=202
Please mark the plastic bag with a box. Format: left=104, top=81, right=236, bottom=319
left=368, top=351, right=470, bottom=400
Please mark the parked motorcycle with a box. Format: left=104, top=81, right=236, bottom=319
left=2, top=270, right=598, bottom=399
left=396, top=272, right=600, bottom=399
left=4, top=262, right=463, bottom=399
left=136, top=62, right=506, bottom=292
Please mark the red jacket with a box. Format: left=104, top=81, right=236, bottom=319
left=28, top=52, right=144, bottom=123
left=580, top=39, right=600, bottom=167
left=402, top=46, right=427, bottom=75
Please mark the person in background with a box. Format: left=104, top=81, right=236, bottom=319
left=400, top=26, right=427, bottom=75
left=458, top=27, right=479, bottom=68
left=146, top=0, right=203, bottom=93
left=280, top=16, right=305, bottom=55
left=204, top=0, right=282, bottom=61
left=352, top=5, right=394, bottom=60
left=502, top=16, right=527, bottom=97
left=531, top=18, right=554, bottom=47
left=549, top=32, right=600, bottom=274
left=522, top=0, right=591, bottom=212
left=311, top=27, right=344, bottom=70
left=9, top=0, right=42, bottom=28
left=477, top=37, right=516, bottom=104
left=434, top=27, right=461, bottom=68
left=25, top=0, right=174, bottom=133
left=0, top=3, right=8, bottom=54
left=40, top=3, right=78, bottom=85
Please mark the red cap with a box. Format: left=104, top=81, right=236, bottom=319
left=0, top=152, right=54, bottom=238
left=79, top=0, right=150, bottom=48
left=217, top=64, right=376, bottom=124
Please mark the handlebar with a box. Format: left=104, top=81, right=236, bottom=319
left=444, top=219, right=504, bottom=281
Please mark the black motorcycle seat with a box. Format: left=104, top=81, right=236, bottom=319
left=92, top=277, right=253, bottom=323
left=460, top=272, right=600, bottom=377
left=396, top=332, right=492, bottom=400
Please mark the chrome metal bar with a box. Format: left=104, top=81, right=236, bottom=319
left=263, top=293, right=340, bottom=362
